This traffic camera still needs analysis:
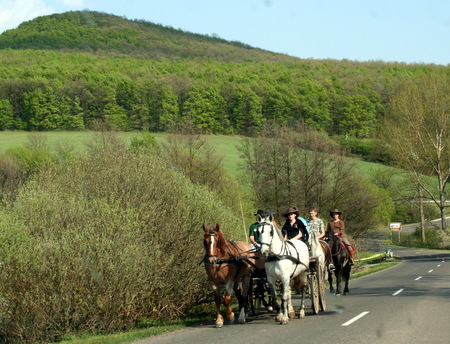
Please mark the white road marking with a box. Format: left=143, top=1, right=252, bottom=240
left=392, top=289, right=404, bottom=296
left=428, top=269, right=433, bottom=273
left=415, top=276, right=423, bottom=281
left=342, top=311, right=369, bottom=327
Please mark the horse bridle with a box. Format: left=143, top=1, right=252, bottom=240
left=203, top=231, right=242, bottom=265
left=258, top=221, right=275, bottom=252
left=204, top=231, right=219, bottom=261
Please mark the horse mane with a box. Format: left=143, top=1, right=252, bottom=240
left=215, top=226, right=229, bottom=256
left=273, top=222, right=285, bottom=241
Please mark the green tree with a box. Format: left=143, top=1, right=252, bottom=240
left=333, top=94, right=376, bottom=138
left=383, top=71, right=450, bottom=232
left=103, top=86, right=129, bottom=130
left=229, top=86, right=265, bottom=135
left=156, top=86, right=180, bottom=132
left=24, top=87, right=62, bottom=130
left=182, top=83, right=224, bottom=133
left=0, top=98, right=14, bottom=130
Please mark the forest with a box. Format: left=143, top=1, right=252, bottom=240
left=0, top=10, right=447, bottom=151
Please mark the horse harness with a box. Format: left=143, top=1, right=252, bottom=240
left=259, top=222, right=309, bottom=277
left=202, top=231, right=250, bottom=267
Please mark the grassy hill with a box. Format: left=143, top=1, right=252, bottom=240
left=0, top=10, right=294, bottom=63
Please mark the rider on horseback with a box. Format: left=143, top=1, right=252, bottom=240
left=308, top=207, right=335, bottom=271
left=326, top=209, right=355, bottom=265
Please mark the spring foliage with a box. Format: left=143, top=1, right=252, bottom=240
left=0, top=135, right=242, bottom=343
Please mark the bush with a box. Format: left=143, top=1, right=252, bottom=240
left=393, top=226, right=449, bottom=249
left=0, top=142, right=242, bottom=343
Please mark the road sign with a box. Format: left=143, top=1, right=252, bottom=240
left=389, top=222, right=402, bottom=231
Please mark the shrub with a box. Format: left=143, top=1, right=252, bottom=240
left=0, top=142, right=241, bottom=343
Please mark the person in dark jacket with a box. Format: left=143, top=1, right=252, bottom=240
left=281, top=206, right=309, bottom=244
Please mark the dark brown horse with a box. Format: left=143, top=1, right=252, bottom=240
left=325, top=232, right=351, bottom=295
left=202, top=224, right=254, bottom=327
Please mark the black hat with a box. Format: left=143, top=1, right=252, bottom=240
left=254, top=209, right=266, bottom=216
left=264, top=209, right=277, bottom=216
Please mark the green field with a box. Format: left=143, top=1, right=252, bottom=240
left=0, top=131, right=413, bottom=186
left=0, top=131, right=247, bottom=176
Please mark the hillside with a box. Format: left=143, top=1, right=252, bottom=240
left=0, top=10, right=446, bottom=150
left=0, top=10, right=295, bottom=63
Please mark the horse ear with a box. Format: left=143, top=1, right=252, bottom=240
left=215, top=223, right=220, bottom=232
left=269, top=214, right=274, bottom=222
left=202, top=224, right=208, bottom=232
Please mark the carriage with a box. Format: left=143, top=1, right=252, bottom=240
left=244, top=250, right=327, bottom=317
left=203, top=222, right=327, bottom=327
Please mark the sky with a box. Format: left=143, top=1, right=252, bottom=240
left=1, top=0, right=450, bottom=65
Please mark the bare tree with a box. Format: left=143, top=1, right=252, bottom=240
left=383, top=72, right=450, bottom=231
left=238, top=122, right=383, bottom=236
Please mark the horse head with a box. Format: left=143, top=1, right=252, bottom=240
left=257, top=218, right=284, bottom=257
left=203, top=223, right=227, bottom=263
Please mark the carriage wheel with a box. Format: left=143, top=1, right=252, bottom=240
left=250, top=277, right=266, bottom=315
left=309, top=272, right=319, bottom=314
left=318, top=267, right=327, bottom=311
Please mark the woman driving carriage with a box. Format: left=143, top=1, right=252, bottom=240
left=326, top=209, right=355, bottom=265
left=281, top=206, right=309, bottom=244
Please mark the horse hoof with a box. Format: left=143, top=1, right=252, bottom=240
left=298, top=312, right=305, bottom=319
left=267, top=306, right=273, bottom=312
left=275, top=314, right=282, bottom=322
left=238, top=318, right=246, bottom=324
left=280, top=319, right=289, bottom=325
left=215, top=322, right=223, bottom=328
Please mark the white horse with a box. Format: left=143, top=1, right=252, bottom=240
left=257, top=214, right=310, bottom=324
left=308, top=225, right=328, bottom=311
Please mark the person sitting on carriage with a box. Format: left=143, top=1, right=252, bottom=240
left=308, top=207, right=335, bottom=271
left=281, top=206, right=309, bottom=245
left=326, top=208, right=355, bottom=265
left=249, top=209, right=278, bottom=250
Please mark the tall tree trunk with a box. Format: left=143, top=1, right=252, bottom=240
left=418, top=186, right=426, bottom=243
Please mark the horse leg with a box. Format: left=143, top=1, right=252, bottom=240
left=267, top=276, right=281, bottom=322
left=297, top=272, right=308, bottom=319
left=288, top=286, right=295, bottom=318
left=335, top=267, right=342, bottom=295
left=279, top=279, right=290, bottom=324
left=211, top=285, right=223, bottom=328
left=343, top=265, right=351, bottom=295
left=328, top=267, right=334, bottom=293
left=223, top=280, right=235, bottom=323
left=236, top=273, right=251, bottom=324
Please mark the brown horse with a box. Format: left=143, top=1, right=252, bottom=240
left=202, top=224, right=254, bottom=327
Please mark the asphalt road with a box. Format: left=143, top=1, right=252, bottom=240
left=131, top=247, right=450, bottom=344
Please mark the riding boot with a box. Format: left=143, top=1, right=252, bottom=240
left=346, top=245, right=355, bottom=265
